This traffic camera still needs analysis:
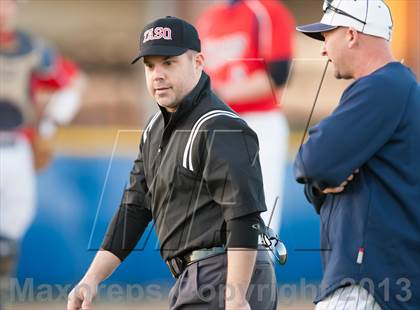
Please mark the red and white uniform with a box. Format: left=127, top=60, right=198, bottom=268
left=0, top=30, right=80, bottom=241
left=197, top=0, right=295, bottom=234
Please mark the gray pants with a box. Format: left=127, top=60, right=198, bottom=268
left=168, top=248, right=277, bottom=310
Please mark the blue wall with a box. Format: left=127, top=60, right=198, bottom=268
left=17, top=156, right=322, bottom=286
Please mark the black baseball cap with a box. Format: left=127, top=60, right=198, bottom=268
left=131, top=16, right=201, bottom=64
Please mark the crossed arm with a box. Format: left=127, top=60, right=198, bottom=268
left=295, top=76, right=403, bottom=211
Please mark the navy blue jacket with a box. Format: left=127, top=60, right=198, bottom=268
left=294, top=62, right=420, bottom=310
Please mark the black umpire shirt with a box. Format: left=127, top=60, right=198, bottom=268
left=102, top=72, right=267, bottom=261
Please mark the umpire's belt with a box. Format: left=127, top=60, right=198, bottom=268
left=166, top=246, right=225, bottom=278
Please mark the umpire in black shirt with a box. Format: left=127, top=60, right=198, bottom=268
left=68, top=16, right=277, bottom=310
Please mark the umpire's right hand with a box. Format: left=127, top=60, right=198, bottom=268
left=67, top=279, right=98, bottom=310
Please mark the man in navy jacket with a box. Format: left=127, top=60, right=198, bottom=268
left=294, top=1, right=420, bottom=309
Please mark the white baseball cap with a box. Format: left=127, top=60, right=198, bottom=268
left=296, top=0, right=393, bottom=41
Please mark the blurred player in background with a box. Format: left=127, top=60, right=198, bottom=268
left=0, top=0, right=83, bottom=308
left=196, top=0, right=295, bottom=235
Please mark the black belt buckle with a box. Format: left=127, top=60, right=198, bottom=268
left=166, top=256, right=185, bottom=278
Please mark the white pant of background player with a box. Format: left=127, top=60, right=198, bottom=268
left=315, top=285, right=382, bottom=309
left=241, top=110, right=288, bottom=235
left=0, top=134, right=36, bottom=241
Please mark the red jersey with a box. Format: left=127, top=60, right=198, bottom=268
left=196, top=0, right=294, bottom=113
left=0, top=30, right=78, bottom=138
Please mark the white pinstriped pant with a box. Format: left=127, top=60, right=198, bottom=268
left=0, top=135, right=36, bottom=240
left=315, top=285, right=382, bottom=310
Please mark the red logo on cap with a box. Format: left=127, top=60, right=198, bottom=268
left=143, top=27, right=172, bottom=43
